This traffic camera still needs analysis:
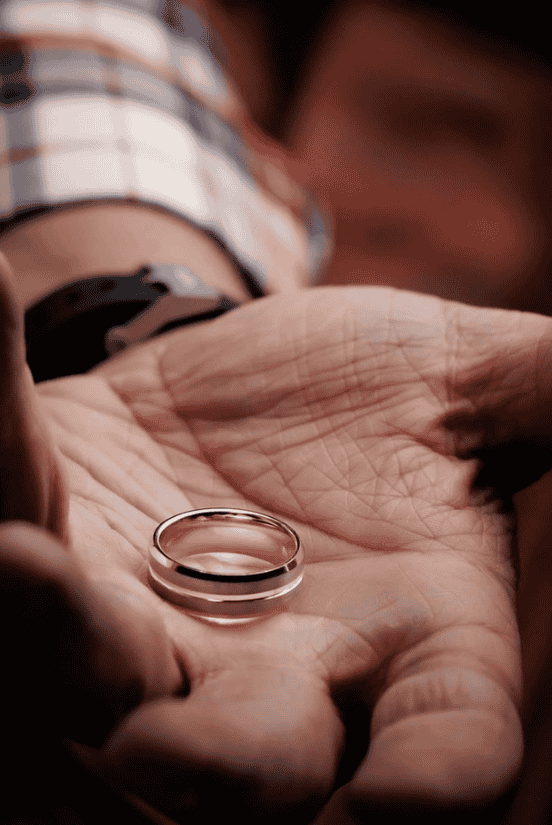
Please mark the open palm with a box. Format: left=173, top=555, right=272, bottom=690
left=4, top=275, right=538, bottom=823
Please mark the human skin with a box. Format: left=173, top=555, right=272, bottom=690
left=7, top=247, right=552, bottom=822
left=0, top=202, right=253, bottom=309
left=287, top=1, right=552, bottom=313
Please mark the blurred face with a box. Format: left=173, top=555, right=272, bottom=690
left=288, top=2, right=552, bottom=311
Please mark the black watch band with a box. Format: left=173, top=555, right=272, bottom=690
left=25, top=264, right=239, bottom=383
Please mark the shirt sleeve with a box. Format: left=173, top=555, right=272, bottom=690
left=0, top=0, right=333, bottom=296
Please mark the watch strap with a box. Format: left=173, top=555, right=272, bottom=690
left=25, top=264, right=239, bottom=382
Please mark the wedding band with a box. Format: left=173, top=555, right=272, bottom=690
left=148, top=509, right=303, bottom=617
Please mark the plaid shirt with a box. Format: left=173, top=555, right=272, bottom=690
left=0, top=0, right=331, bottom=297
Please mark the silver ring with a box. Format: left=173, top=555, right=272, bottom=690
left=148, top=509, right=303, bottom=618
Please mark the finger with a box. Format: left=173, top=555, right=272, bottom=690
left=307, top=786, right=358, bottom=825
left=0, top=251, right=65, bottom=535
left=432, top=299, right=552, bottom=494
left=329, top=546, right=524, bottom=818
left=310, top=773, right=521, bottom=825
left=329, top=635, right=523, bottom=820
left=347, top=710, right=522, bottom=818
left=102, top=664, right=344, bottom=824
left=0, top=521, right=180, bottom=747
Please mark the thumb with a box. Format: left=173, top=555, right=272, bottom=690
left=438, top=301, right=552, bottom=495
left=0, top=251, right=65, bottom=535
left=0, top=521, right=177, bottom=747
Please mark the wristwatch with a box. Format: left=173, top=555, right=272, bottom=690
left=25, top=264, right=240, bottom=383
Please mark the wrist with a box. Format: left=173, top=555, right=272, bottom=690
left=0, top=201, right=262, bottom=382
left=0, top=201, right=254, bottom=310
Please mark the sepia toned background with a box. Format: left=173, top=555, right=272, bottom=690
left=210, top=3, right=552, bottom=821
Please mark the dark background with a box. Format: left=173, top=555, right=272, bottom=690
left=217, top=0, right=552, bottom=139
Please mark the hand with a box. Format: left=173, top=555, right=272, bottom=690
left=5, top=252, right=551, bottom=823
